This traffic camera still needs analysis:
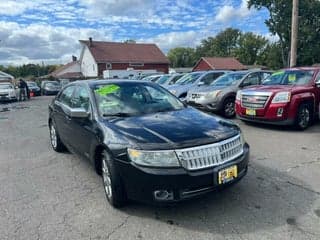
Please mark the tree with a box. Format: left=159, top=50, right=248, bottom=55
left=236, top=32, right=268, bottom=65
left=167, top=47, right=196, bottom=68
left=248, top=0, right=320, bottom=66
left=258, top=43, right=283, bottom=69
left=195, top=28, right=241, bottom=58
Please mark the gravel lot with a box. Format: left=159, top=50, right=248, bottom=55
left=1, top=96, right=320, bottom=240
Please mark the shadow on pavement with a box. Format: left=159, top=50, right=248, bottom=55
left=122, top=162, right=318, bottom=235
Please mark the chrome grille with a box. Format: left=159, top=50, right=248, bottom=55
left=175, top=135, right=243, bottom=170
left=241, top=94, right=269, bottom=109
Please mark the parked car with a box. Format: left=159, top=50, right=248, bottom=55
left=42, top=81, right=61, bottom=95
left=155, top=74, right=171, bottom=85
left=48, top=80, right=249, bottom=207
left=160, top=74, right=184, bottom=89
left=187, top=71, right=273, bottom=118
left=167, top=71, right=229, bottom=101
left=142, top=75, right=162, bottom=82
left=59, top=79, right=70, bottom=87
left=0, top=82, right=17, bottom=102
left=27, top=81, right=41, bottom=96
left=236, top=67, right=320, bottom=130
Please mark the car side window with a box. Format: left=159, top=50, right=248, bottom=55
left=72, top=86, right=90, bottom=111
left=261, top=72, right=272, bottom=80
left=201, top=73, right=215, bottom=85
left=58, top=86, right=75, bottom=107
left=243, top=73, right=260, bottom=86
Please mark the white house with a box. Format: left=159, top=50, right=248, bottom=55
left=50, top=56, right=82, bottom=79
left=78, top=38, right=169, bottom=78
left=0, top=71, right=14, bottom=82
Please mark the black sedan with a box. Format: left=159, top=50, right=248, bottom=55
left=27, top=81, right=41, bottom=96
left=48, top=80, right=249, bottom=207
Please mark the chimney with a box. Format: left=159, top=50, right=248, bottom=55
left=72, top=55, right=77, bottom=62
left=89, top=37, right=93, bottom=47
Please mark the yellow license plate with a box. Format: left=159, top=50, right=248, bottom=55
left=245, top=109, right=256, bottom=116
left=218, top=165, right=238, bottom=184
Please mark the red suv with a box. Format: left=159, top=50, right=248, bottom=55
left=235, top=67, right=320, bottom=130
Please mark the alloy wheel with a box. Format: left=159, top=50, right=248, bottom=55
left=224, top=101, right=235, bottom=117
left=50, top=124, right=57, bottom=149
left=299, top=107, right=310, bottom=129
left=102, top=154, right=112, bottom=199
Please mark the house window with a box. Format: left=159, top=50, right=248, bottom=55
left=129, top=63, right=144, bottom=67
left=106, top=63, right=112, bottom=69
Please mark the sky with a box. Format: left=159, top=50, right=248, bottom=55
left=0, top=0, right=271, bottom=66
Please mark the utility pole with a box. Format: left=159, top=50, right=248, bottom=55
left=290, top=0, right=299, bottom=67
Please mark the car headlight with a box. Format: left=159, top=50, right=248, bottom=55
left=236, top=90, right=242, bottom=101
left=271, top=92, right=291, bottom=103
left=208, top=90, right=221, bottom=98
left=127, top=148, right=180, bottom=167
left=240, top=131, right=245, bottom=145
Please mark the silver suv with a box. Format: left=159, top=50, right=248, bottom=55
left=186, top=70, right=273, bottom=117
left=167, top=70, right=230, bottom=101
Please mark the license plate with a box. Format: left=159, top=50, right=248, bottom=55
left=245, top=109, right=256, bottom=116
left=218, top=165, right=238, bottom=184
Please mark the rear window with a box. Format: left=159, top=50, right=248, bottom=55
left=263, top=70, right=314, bottom=86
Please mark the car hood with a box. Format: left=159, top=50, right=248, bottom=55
left=105, top=108, right=240, bottom=150
left=0, top=89, right=13, bottom=94
left=242, top=85, right=294, bottom=94
left=189, top=85, right=226, bottom=94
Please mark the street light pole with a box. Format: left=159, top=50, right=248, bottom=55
left=290, top=0, right=299, bottom=67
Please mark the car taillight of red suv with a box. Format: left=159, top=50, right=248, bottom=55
left=235, top=67, right=320, bottom=130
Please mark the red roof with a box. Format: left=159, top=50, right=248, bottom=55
left=80, top=40, right=169, bottom=64
left=195, top=57, right=246, bottom=70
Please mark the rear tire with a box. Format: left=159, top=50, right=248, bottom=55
left=49, top=121, right=66, bottom=152
left=295, top=103, right=311, bottom=130
left=101, top=150, right=127, bottom=208
left=222, top=98, right=235, bottom=118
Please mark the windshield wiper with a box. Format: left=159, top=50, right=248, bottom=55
left=102, top=112, right=133, bottom=117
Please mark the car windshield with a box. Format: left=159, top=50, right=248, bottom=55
left=168, top=74, right=183, bottom=85
left=46, top=82, right=60, bottom=87
left=262, top=70, right=315, bottom=85
left=156, top=75, right=170, bottom=84
left=0, top=84, right=12, bottom=89
left=93, top=82, right=185, bottom=117
left=175, top=72, right=203, bottom=85
left=27, top=82, right=37, bottom=87
left=211, top=72, right=247, bottom=86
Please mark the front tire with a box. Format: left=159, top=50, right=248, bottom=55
left=49, top=121, right=66, bottom=152
left=222, top=98, right=235, bottom=118
left=101, top=150, right=127, bottom=208
left=295, top=103, right=311, bottom=130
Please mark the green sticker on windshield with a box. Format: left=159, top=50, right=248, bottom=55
left=95, top=84, right=120, bottom=95
left=272, top=71, right=284, bottom=76
left=288, top=74, right=296, bottom=82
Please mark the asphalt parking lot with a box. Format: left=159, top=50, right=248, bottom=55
left=0, top=96, right=320, bottom=240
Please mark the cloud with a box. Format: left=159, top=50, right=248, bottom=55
left=0, top=1, right=35, bottom=16
left=0, top=21, right=112, bottom=65
left=215, top=0, right=252, bottom=23
left=139, top=31, right=205, bottom=53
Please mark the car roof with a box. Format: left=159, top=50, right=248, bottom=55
left=0, top=82, right=12, bottom=85
left=282, top=67, right=320, bottom=71
left=74, top=79, right=153, bottom=87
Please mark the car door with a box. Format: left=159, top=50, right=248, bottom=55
left=68, top=85, right=96, bottom=159
left=241, top=72, right=261, bottom=88
left=53, top=85, right=76, bottom=146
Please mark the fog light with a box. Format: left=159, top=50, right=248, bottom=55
left=154, top=190, right=174, bottom=201
left=277, top=108, right=283, bottom=117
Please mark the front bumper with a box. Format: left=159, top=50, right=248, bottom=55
left=44, top=90, right=59, bottom=95
left=235, top=101, right=295, bottom=126
left=0, top=95, right=17, bottom=102
left=115, top=144, right=249, bottom=204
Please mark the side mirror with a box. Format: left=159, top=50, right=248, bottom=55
left=197, top=81, right=205, bottom=86
left=69, top=108, right=89, bottom=118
